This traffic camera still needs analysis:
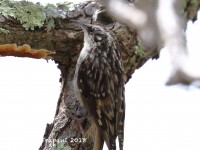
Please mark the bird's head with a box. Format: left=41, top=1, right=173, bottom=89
left=70, top=20, right=108, bottom=46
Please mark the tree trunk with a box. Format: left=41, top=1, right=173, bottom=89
left=0, top=1, right=199, bottom=150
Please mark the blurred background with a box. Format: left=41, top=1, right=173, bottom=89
left=0, top=0, right=200, bottom=150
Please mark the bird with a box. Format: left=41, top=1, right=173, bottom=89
left=73, top=20, right=126, bottom=150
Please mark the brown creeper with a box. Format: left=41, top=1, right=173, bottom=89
left=73, top=20, right=125, bottom=150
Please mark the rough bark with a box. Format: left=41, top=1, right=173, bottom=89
left=0, top=1, right=199, bottom=150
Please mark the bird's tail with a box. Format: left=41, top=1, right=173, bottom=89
left=93, top=129, right=104, bottom=150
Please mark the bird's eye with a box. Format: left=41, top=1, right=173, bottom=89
left=94, top=28, right=101, bottom=32
left=86, top=26, right=94, bottom=33
left=94, top=35, right=102, bottom=42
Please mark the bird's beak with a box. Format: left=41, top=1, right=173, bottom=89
left=69, top=20, right=90, bottom=33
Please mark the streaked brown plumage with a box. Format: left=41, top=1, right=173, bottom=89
left=73, top=21, right=125, bottom=150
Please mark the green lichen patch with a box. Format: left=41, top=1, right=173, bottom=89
left=191, top=0, right=199, bottom=4
left=0, top=27, right=10, bottom=33
left=0, top=0, right=75, bottom=31
left=57, top=2, right=75, bottom=11
left=134, top=45, right=145, bottom=57
left=0, top=0, right=46, bottom=30
left=53, top=142, right=71, bottom=150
